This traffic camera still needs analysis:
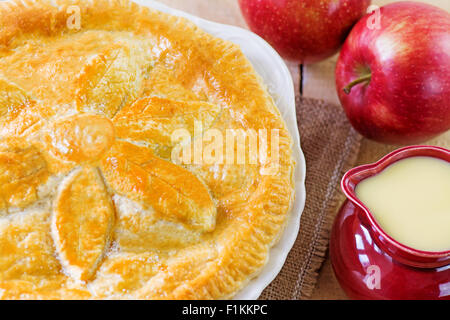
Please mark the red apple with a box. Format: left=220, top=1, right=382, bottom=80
left=336, top=2, right=450, bottom=144
left=238, top=0, right=371, bottom=63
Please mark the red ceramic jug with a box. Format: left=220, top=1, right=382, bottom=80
left=330, top=146, right=450, bottom=300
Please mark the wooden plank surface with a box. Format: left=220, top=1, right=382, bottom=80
left=153, top=0, right=449, bottom=300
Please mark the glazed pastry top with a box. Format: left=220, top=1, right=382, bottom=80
left=0, top=0, right=294, bottom=299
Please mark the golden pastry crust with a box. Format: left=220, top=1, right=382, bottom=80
left=0, top=0, right=295, bottom=299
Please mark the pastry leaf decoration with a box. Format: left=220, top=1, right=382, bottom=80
left=52, top=166, right=115, bottom=281
left=101, top=141, right=217, bottom=232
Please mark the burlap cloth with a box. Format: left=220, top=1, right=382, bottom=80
left=259, top=96, right=450, bottom=300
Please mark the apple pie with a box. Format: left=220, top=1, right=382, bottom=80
left=0, top=0, right=295, bottom=299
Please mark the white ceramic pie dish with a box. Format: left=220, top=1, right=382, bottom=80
left=132, top=0, right=307, bottom=300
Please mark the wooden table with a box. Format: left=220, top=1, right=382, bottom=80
left=154, top=0, right=450, bottom=300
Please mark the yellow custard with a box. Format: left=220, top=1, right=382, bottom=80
left=356, top=156, right=450, bottom=252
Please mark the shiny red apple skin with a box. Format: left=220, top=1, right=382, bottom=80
left=238, top=0, right=371, bottom=63
left=336, top=2, right=450, bottom=144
